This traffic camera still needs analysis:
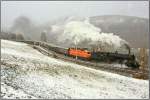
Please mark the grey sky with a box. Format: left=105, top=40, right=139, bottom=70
left=1, top=1, right=149, bottom=29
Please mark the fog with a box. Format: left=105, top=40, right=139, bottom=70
left=1, top=1, right=149, bottom=51
left=1, top=1, right=149, bottom=30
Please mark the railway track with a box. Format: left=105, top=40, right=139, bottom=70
left=16, top=40, right=149, bottom=80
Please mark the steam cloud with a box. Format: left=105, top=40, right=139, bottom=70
left=8, top=16, right=129, bottom=52
left=56, top=17, right=129, bottom=52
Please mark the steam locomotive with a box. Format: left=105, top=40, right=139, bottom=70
left=15, top=40, right=140, bottom=68
left=51, top=46, right=139, bottom=69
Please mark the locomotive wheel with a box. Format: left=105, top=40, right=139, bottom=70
left=125, top=60, right=139, bottom=69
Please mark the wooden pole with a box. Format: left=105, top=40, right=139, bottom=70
left=75, top=40, right=77, bottom=60
left=139, top=48, right=147, bottom=70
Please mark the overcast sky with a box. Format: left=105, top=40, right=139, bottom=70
left=1, top=1, right=149, bottom=29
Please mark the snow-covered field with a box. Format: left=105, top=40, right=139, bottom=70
left=1, top=40, right=149, bottom=99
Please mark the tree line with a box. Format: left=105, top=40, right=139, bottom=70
left=1, top=32, right=24, bottom=40
left=1, top=31, right=47, bottom=42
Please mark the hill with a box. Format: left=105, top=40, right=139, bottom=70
left=90, top=15, right=149, bottom=48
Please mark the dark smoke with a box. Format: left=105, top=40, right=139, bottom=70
left=10, top=16, right=33, bottom=39
left=9, top=16, right=53, bottom=41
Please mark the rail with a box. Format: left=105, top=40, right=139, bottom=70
left=15, top=40, right=149, bottom=80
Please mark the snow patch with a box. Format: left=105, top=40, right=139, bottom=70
left=1, top=40, right=149, bottom=99
left=1, top=82, right=37, bottom=99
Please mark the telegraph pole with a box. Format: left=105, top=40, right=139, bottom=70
left=139, top=48, right=147, bottom=70
left=75, top=40, right=77, bottom=60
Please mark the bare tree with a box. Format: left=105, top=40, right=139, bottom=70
left=40, top=31, right=47, bottom=42
left=1, top=32, right=9, bottom=40
left=16, top=33, right=25, bottom=40
left=8, top=33, right=17, bottom=40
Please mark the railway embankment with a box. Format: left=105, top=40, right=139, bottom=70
left=1, top=40, right=149, bottom=99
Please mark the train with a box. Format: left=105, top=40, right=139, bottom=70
left=16, top=40, right=139, bottom=69
left=52, top=46, right=139, bottom=69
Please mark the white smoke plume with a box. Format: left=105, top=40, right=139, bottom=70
left=56, top=17, right=129, bottom=52
left=8, top=16, right=129, bottom=52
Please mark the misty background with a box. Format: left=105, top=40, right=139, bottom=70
left=1, top=1, right=149, bottom=50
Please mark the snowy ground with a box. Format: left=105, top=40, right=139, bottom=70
left=1, top=40, right=149, bottom=99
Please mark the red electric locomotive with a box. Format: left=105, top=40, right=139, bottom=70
left=68, top=48, right=91, bottom=59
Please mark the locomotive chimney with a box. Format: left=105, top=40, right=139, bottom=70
left=124, top=44, right=131, bottom=55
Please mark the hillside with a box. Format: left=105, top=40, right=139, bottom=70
left=1, top=40, right=149, bottom=99
left=90, top=15, right=149, bottom=48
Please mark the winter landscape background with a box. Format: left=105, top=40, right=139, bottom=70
left=1, top=1, right=149, bottom=99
